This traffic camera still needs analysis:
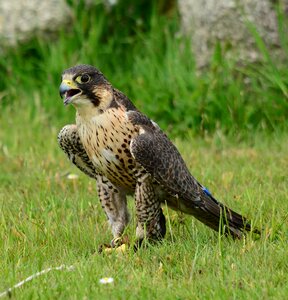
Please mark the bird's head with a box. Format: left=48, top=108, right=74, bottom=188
left=59, top=64, right=112, bottom=111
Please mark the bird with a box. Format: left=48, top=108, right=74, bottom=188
left=58, top=64, right=258, bottom=251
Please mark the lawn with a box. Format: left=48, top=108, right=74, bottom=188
left=1, top=2, right=288, bottom=299
left=0, top=103, right=287, bottom=299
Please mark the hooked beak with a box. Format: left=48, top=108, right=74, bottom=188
left=59, top=80, right=81, bottom=105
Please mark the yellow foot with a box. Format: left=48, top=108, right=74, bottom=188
left=103, top=243, right=128, bottom=254
left=98, top=236, right=130, bottom=254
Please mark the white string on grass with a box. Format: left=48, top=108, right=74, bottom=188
left=0, top=264, right=75, bottom=298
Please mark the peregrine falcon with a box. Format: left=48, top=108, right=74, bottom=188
left=58, top=64, right=258, bottom=251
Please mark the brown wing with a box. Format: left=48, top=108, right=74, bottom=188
left=128, top=111, right=254, bottom=237
left=128, top=110, right=203, bottom=205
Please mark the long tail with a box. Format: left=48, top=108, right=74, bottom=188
left=192, top=187, right=260, bottom=238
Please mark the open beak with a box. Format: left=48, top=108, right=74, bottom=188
left=59, top=80, right=81, bottom=105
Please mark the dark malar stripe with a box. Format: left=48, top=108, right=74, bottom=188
left=84, top=89, right=101, bottom=107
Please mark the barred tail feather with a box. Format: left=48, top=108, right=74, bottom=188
left=194, top=189, right=260, bottom=238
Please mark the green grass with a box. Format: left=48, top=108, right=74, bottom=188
left=0, top=1, right=288, bottom=299
left=0, top=104, right=287, bottom=299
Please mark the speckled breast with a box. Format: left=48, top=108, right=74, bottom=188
left=77, top=108, right=139, bottom=190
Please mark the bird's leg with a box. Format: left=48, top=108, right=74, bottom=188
left=58, top=124, right=98, bottom=179
left=96, top=175, right=130, bottom=250
left=134, top=173, right=166, bottom=250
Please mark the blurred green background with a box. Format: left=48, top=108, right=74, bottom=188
left=1, top=0, right=287, bottom=138
left=1, top=2, right=288, bottom=299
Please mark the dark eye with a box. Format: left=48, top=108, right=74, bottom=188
left=80, top=74, right=90, bottom=83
